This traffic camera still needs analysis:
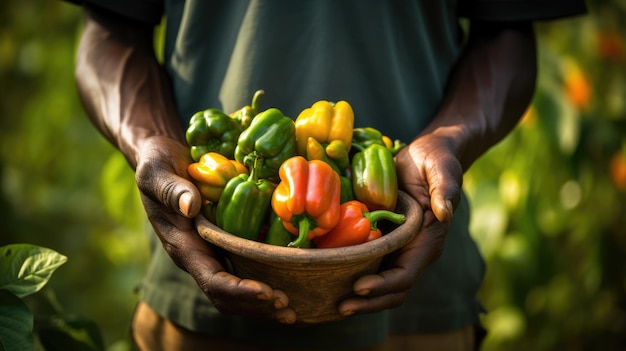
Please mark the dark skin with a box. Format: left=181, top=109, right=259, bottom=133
left=75, top=6, right=536, bottom=324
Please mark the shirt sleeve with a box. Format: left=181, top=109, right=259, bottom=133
left=458, top=0, right=587, bottom=21
left=65, top=0, right=164, bottom=25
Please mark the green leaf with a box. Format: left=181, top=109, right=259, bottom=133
left=0, top=244, right=67, bottom=298
left=0, top=289, right=34, bottom=351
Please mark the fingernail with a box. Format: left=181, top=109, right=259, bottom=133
left=274, top=298, right=287, bottom=309
left=279, top=316, right=295, bottom=324
left=341, top=309, right=355, bottom=317
left=355, top=288, right=370, bottom=296
left=278, top=312, right=296, bottom=324
left=179, top=192, right=192, bottom=216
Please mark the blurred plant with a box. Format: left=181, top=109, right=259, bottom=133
left=1, top=1, right=625, bottom=351
left=0, top=244, right=104, bottom=351
left=466, top=2, right=626, bottom=350
left=0, top=1, right=147, bottom=349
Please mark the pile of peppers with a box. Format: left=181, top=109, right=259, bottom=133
left=186, top=90, right=408, bottom=248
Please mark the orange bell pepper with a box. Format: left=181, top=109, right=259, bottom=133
left=313, top=200, right=406, bottom=248
left=271, top=156, right=341, bottom=248
left=187, top=152, right=248, bottom=203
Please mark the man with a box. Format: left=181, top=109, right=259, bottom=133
left=70, top=1, right=585, bottom=350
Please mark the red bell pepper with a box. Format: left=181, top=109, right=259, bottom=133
left=313, top=200, right=406, bottom=248
left=271, top=156, right=341, bottom=248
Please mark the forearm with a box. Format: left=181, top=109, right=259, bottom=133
left=422, top=20, right=537, bottom=171
left=75, top=7, right=183, bottom=169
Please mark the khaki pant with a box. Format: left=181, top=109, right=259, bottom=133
left=132, top=302, right=479, bottom=351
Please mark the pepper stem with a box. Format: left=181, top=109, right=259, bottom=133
left=364, top=210, right=406, bottom=231
left=350, top=143, right=365, bottom=152
left=251, top=89, right=265, bottom=114
left=243, top=152, right=263, bottom=182
left=288, top=217, right=311, bottom=248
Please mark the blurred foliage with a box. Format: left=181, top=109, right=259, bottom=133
left=466, top=1, right=626, bottom=350
left=0, top=2, right=148, bottom=349
left=0, top=1, right=624, bottom=350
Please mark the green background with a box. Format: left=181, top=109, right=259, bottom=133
left=1, top=1, right=625, bottom=350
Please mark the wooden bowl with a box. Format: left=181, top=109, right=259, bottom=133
left=196, top=191, right=423, bottom=324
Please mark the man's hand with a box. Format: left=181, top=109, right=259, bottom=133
left=338, top=134, right=462, bottom=316
left=75, top=6, right=297, bottom=324
left=338, top=20, right=536, bottom=316
left=135, top=136, right=298, bottom=324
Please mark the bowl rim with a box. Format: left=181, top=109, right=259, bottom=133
left=196, top=191, right=423, bottom=265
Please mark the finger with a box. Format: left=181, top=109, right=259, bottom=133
left=351, top=266, right=414, bottom=299
left=198, top=271, right=292, bottom=319
left=341, top=214, right=448, bottom=315
left=425, top=155, right=463, bottom=223
left=139, top=171, right=201, bottom=220
left=342, top=259, right=416, bottom=317
left=164, top=235, right=274, bottom=302
left=355, top=212, right=445, bottom=293
left=146, top=206, right=291, bottom=320
left=137, top=163, right=202, bottom=218
left=338, top=290, right=408, bottom=317
left=272, top=305, right=297, bottom=325
left=272, top=289, right=290, bottom=309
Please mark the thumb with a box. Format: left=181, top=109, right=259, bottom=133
left=177, top=190, right=201, bottom=218
left=426, top=158, right=463, bottom=223
left=431, top=193, right=455, bottom=223
left=135, top=140, right=203, bottom=218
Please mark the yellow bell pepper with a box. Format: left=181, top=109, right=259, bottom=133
left=305, top=137, right=349, bottom=174
left=187, top=152, right=248, bottom=203
left=294, top=100, right=354, bottom=156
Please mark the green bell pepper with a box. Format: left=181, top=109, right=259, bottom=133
left=229, top=89, right=264, bottom=129
left=351, top=144, right=398, bottom=211
left=339, top=175, right=355, bottom=204
left=186, top=108, right=243, bottom=161
left=352, top=127, right=406, bottom=156
left=234, top=108, right=296, bottom=180
left=352, top=127, right=386, bottom=150
left=264, top=212, right=312, bottom=248
left=216, top=152, right=275, bottom=240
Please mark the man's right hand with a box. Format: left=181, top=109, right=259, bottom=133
left=76, top=5, right=295, bottom=324
left=134, top=136, right=297, bottom=324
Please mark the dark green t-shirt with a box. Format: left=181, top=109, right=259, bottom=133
left=70, top=0, right=585, bottom=349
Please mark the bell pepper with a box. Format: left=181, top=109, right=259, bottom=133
left=264, top=212, right=312, bottom=248
left=187, top=152, right=248, bottom=203
left=234, top=108, right=296, bottom=180
left=324, top=139, right=350, bottom=170
left=352, top=127, right=386, bottom=150
left=229, top=89, right=264, bottom=129
left=186, top=108, right=243, bottom=161
left=294, top=100, right=354, bottom=157
left=305, top=137, right=350, bottom=173
left=201, top=201, right=218, bottom=224
left=216, top=152, right=275, bottom=241
left=271, top=156, right=341, bottom=248
left=352, top=144, right=398, bottom=211
left=313, top=200, right=406, bottom=248
left=305, top=137, right=353, bottom=203
left=383, top=136, right=407, bottom=156
left=352, top=127, right=406, bottom=156
left=305, top=137, right=340, bottom=173
left=339, top=175, right=355, bottom=204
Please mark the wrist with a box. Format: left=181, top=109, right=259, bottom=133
left=121, top=127, right=187, bottom=170
left=418, top=116, right=481, bottom=172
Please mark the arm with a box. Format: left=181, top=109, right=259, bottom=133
left=339, top=20, right=537, bottom=315
left=75, top=6, right=296, bottom=323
